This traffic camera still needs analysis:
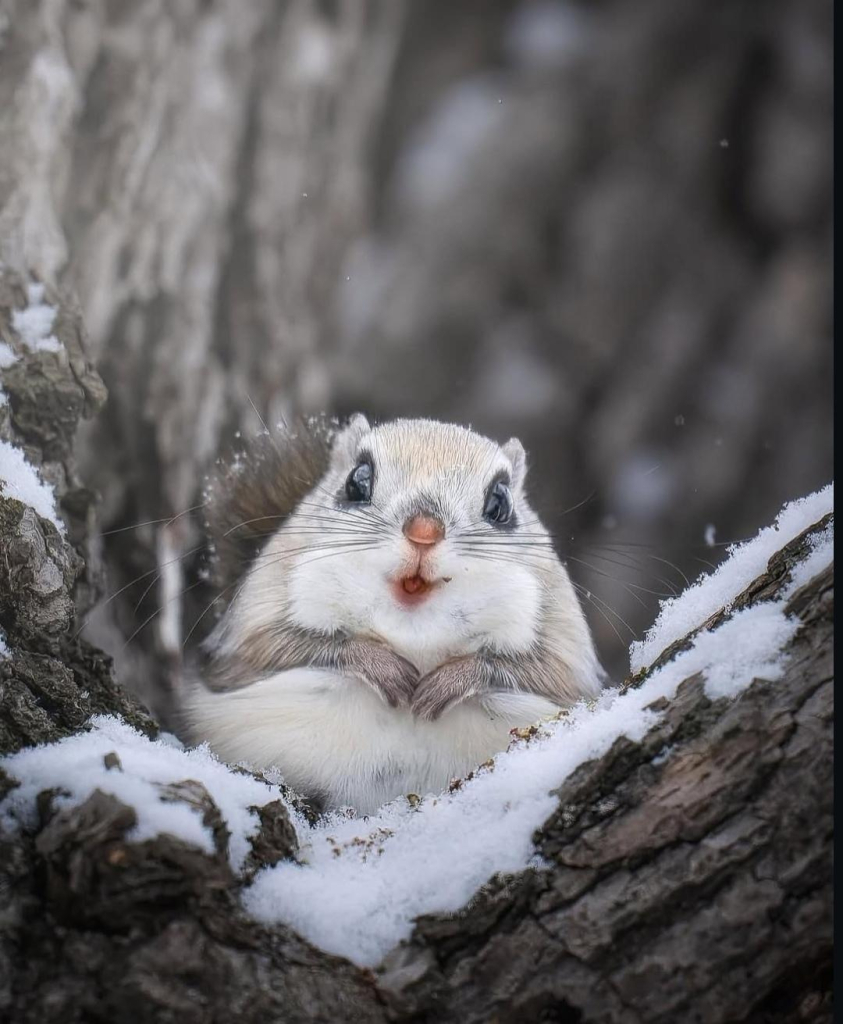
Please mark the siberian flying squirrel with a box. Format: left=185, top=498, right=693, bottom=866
left=183, top=415, right=605, bottom=814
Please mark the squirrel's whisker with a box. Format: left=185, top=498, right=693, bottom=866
left=122, top=578, right=206, bottom=649
left=569, top=581, right=635, bottom=646
left=97, top=501, right=207, bottom=538
left=74, top=542, right=207, bottom=640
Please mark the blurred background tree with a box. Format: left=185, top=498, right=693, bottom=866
left=0, top=0, right=831, bottom=714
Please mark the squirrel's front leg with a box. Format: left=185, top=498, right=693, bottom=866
left=313, top=636, right=419, bottom=708
left=411, top=654, right=514, bottom=721
left=206, top=630, right=418, bottom=706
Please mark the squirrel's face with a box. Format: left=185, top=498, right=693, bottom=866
left=284, top=416, right=547, bottom=667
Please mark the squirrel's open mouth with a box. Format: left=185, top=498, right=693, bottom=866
left=390, top=573, right=452, bottom=606
left=402, top=574, right=429, bottom=596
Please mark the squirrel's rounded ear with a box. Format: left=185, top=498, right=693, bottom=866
left=330, top=413, right=371, bottom=470
left=345, top=412, right=371, bottom=437
left=502, top=437, right=527, bottom=488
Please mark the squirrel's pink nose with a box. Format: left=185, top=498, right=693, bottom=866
left=403, top=515, right=445, bottom=546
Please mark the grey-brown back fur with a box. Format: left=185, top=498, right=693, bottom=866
left=203, top=415, right=337, bottom=596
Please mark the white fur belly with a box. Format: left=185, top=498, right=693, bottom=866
left=185, top=669, right=559, bottom=815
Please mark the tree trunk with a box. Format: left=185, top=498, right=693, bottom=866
left=1, top=0, right=408, bottom=716
left=0, top=0, right=832, bottom=707
left=0, top=274, right=832, bottom=1022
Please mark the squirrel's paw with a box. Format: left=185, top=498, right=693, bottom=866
left=347, top=641, right=419, bottom=707
left=411, top=657, right=484, bottom=721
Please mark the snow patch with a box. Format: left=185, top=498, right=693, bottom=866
left=11, top=283, right=62, bottom=355
left=697, top=603, right=798, bottom=699
left=0, top=341, right=18, bottom=368
left=630, top=484, right=834, bottom=672
left=0, top=716, right=291, bottom=872
left=785, top=524, right=834, bottom=595
left=0, top=439, right=64, bottom=532
left=0, top=629, right=10, bottom=660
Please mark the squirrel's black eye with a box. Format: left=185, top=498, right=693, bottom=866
left=345, top=460, right=373, bottom=503
left=483, top=481, right=513, bottom=526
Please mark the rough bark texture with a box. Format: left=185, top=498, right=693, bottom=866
left=0, top=278, right=833, bottom=1021
left=0, top=268, right=156, bottom=756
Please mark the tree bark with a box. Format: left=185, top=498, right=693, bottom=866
left=0, top=274, right=832, bottom=1023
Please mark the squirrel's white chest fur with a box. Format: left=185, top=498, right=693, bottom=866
left=185, top=668, right=558, bottom=814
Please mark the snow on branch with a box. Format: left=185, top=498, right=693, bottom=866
left=0, top=438, right=65, bottom=533
left=630, top=484, right=833, bottom=672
